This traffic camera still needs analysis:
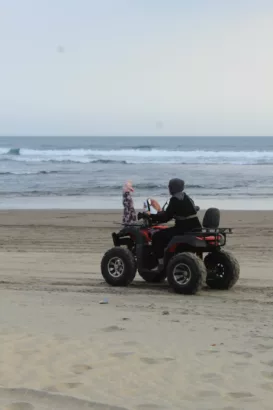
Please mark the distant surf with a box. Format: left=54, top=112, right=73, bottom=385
left=0, top=170, right=62, bottom=176
left=0, top=136, right=272, bottom=207
left=1, top=146, right=273, bottom=165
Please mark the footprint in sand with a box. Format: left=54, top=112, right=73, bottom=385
left=140, top=357, right=175, bottom=365
left=262, top=360, right=273, bottom=367
left=3, top=403, right=34, bottom=410
left=222, top=407, right=238, bottom=410
left=228, top=392, right=254, bottom=399
left=71, top=364, right=92, bottom=374
left=234, top=362, right=250, bottom=367
left=263, top=360, right=273, bottom=367
left=197, top=390, right=221, bottom=398
left=201, top=372, right=224, bottom=382
left=228, top=351, right=253, bottom=359
left=261, top=371, right=273, bottom=380
left=111, top=352, right=134, bottom=358
left=123, top=341, right=139, bottom=346
left=49, top=382, right=83, bottom=391
left=261, top=382, right=273, bottom=391
left=256, top=344, right=273, bottom=352
left=63, top=382, right=82, bottom=389
left=137, top=405, right=165, bottom=409
left=140, top=358, right=159, bottom=365
left=102, top=326, right=125, bottom=332
left=162, top=357, right=175, bottom=362
left=44, top=385, right=59, bottom=393
left=196, top=350, right=220, bottom=356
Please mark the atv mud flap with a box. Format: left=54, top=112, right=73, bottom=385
left=136, top=244, right=144, bottom=274
left=136, top=244, right=159, bottom=275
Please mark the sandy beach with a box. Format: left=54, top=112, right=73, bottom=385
left=0, top=209, right=273, bottom=410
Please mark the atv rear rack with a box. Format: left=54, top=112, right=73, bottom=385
left=185, top=227, right=233, bottom=235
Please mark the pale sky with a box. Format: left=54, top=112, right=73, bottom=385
left=0, top=0, right=273, bottom=137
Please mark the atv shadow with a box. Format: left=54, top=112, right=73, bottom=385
left=130, top=279, right=180, bottom=294
left=129, top=279, right=234, bottom=295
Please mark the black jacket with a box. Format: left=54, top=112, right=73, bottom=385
left=150, top=192, right=201, bottom=232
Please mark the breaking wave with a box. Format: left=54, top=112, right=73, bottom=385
left=0, top=170, right=62, bottom=176
left=7, top=148, right=20, bottom=155
left=91, top=159, right=128, bottom=164
left=0, top=147, right=273, bottom=165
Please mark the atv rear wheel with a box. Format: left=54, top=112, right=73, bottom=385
left=138, top=269, right=167, bottom=283
left=205, top=250, right=240, bottom=290
left=101, top=247, right=136, bottom=286
left=167, top=252, right=206, bottom=295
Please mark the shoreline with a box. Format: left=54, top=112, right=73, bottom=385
left=0, top=195, right=273, bottom=210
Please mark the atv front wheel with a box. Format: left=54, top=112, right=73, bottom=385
left=101, top=247, right=136, bottom=286
left=167, top=252, right=206, bottom=295
left=138, top=270, right=167, bottom=283
left=205, top=250, right=240, bottom=290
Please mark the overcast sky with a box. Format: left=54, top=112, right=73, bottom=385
left=0, top=0, right=273, bottom=137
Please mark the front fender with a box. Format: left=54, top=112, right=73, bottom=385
left=113, top=226, right=146, bottom=245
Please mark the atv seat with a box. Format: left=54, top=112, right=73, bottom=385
left=165, top=208, right=223, bottom=253
left=202, top=207, right=220, bottom=229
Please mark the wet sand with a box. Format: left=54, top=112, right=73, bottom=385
left=0, top=210, right=273, bottom=410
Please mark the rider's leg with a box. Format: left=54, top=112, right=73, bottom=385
left=152, top=227, right=177, bottom=265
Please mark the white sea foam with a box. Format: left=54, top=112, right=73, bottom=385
left=1, top=147, right=273, bottom=164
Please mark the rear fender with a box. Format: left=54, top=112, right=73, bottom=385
left=164, top=234, right=223, bottom=255
left=166, top=235, right=205, bottom=252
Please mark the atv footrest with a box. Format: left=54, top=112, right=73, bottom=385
left=139, top=268, right=160, bottom=275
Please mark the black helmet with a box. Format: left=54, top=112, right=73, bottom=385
left=168, top=178, right=185, bottom=195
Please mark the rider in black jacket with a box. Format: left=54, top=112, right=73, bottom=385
left=148, top=178, right=201, bottom=266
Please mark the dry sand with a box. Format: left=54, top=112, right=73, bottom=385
left=0, top=209, right=273, bottom=410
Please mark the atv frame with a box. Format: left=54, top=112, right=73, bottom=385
left=101, top=209, right=240, bottom=295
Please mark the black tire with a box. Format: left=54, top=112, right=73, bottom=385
left=167, top=252, right=206, bottom=295
left=101, top=247, right=136, bottom=286
left=138, top=270, right=167, bottom=283
left=204, top=250, right=240, bottom=290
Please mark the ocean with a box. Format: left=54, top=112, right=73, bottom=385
left=0, top=136, right=272, bottom=210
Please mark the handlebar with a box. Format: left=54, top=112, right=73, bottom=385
left=137, top=205, right=200, bottom=227
left=137, top=212, right=155, bottom=227
left=137, top=212, right=150, bottom=221
left=138, top=206, right=200, bottom=222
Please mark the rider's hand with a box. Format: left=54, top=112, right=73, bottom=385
left=150, top=199, right=161, bottom=212
left=139, top=212, right=150, bottom=220
left=137, top=212, right=143, bottom=220
left=138, top=211, right=151, bottom=220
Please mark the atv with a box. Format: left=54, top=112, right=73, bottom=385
left=100, top=207, right=240, bottom=295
